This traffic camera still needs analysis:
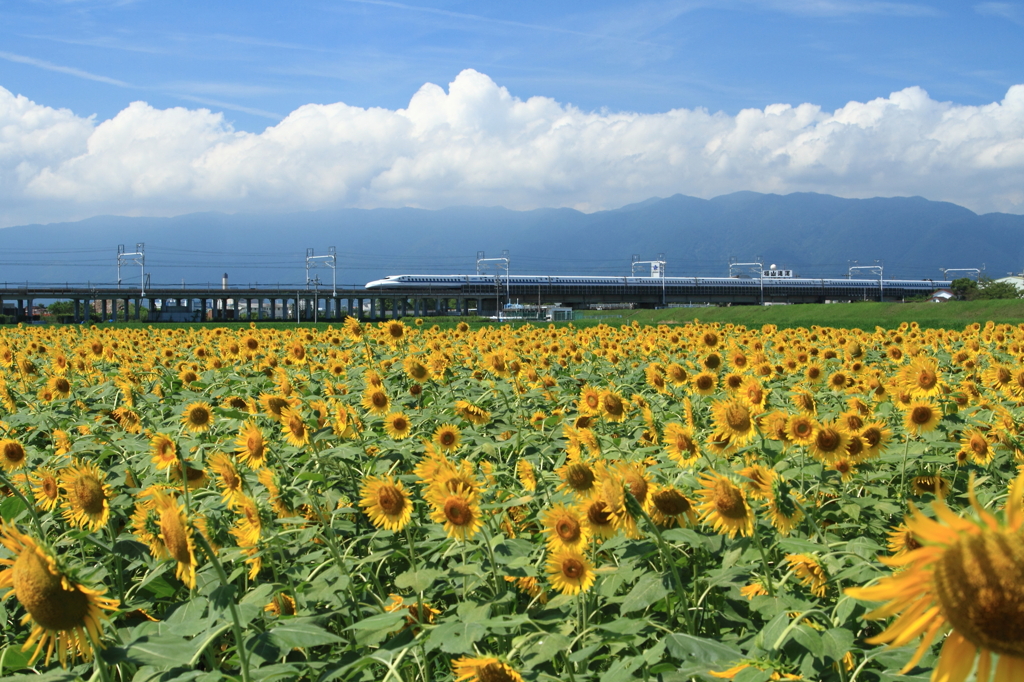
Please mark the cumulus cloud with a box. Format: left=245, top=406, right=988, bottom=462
left=2, top=69, right=1024, bottom=227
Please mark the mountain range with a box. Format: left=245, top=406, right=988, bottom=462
left=0, top=192, right=1020, bottom=289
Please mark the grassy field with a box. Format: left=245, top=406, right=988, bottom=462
left=8, top=299, right=1024, bottom=331
left=575, top=299, right=1024, bottom=329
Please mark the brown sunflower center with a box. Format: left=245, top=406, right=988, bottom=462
left=587, top=501, right=612, bottom=527
left=564, top=463, right=595, bottom=491
left=696, top=375, right=714, bottom=391
left=555, top=516, right=581, bottom=543
left=561, top=558, right=584, bottom=580
left=652, top=489, right=690, bottom=516
left=815, top=428, right=842, bottom=452
left=602, top=394, right=624, bottom=416
left=160, top=509, right=192, bottom=564
left=713, top=482, right=747, bottom=520
left=917, top=369, right=937, bottom=389
left=392, top=417, right=409, bottom=432
left=911, top=406, right=934, bottom=425
left=54, top=378, right=70, bottom=394
left=41, top=477, right=58, bottom=499
left=74, top=475, right=106, bottom=515
left=933, top=529, right=1024, bottom=657
left=12, top=549, right=91, bottom=631
left=377, top=486, right=405, bottom=516
left=478, top=663, right=517, bottom=682
left=189, top=407, right=210, bottom=426
left=862, top=427, right=882, bottom=447
left=624, top=474, right=648, bottom=504
left=439, top=431, right=457, bottom=447
left=970, top=435, right=989, bottom=455
left=444, top=497, right=472, bottom=527
left=725, top=404, right=751, bottom=432
left=288, top=416, right=306, bottom=438
left=2, top=441, right=25, bottom=466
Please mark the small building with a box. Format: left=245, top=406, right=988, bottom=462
left=928, top=288, right=954, bottom=303
left=996, top=276, right=1024, bottom=293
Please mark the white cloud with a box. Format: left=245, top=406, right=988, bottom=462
left=2, top=68, right=1024, bottom=227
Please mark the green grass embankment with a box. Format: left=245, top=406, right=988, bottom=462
left=575, top=300, right=1024, bottom=330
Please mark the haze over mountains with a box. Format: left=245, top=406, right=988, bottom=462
left=0, top=192, right=1020, bottom=289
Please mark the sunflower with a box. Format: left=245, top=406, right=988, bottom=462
left=383, top=412, right=413, bottom=440
left=785, top=415, right=817, bottom=446
left=960, top=429, right=995, bottom=465
left=111, top=406, right=142, bottom=434
left=344, top=316, right=363, bottom=340
left=259, top=393, right=292, bottom=421
left=904, top=401, right=942, bottom=436
left=60, top=460, right=112, bottom=532
left=695, top=471, right=754, bottom=538
left=663, top=422, right=700, bottom=467
left=452, top=656, right=524, bottom=682
left=912, top=475, right=951, bottom=498
left=516, top=459, right=537, bottom=491
left=711, top=398, right=758, bottom=449
left=785, top=554, right=828, bottom=598
left=403, top=356, right=430, bottom=383
left=861, top=421, right=893, bottom=458
left=0, top=522, right=119, bottom=667
left=429, top=485, right=482, bottom=541
left=361, top=387, right=390, bottom=417
left=208, top=452, right=245, bottom=507
left=546, top=547, right=596, bottom=596
left=846, top=473, right=1024, bottom=682
left=0, top=438, right=27, bottom=472
left=579, top=495, right=618, bottom=539
left=578, top=384, right=602, bottom=415
left=898, top=356, right=943, bottom=397
left=46, top=375, right=71, bottom=399
left=556, top=458, right=598, bottom=498
left=261, top=592, right=299, bottom=619
left=808, top=421, right=849, bottom=464
left=151, top=490, right=199, bottom=588
left=599, top=390, right=628, bottom=423
left=180, top=401, right=214, bottom=433
left=29, top=467, right=61, bottom=512
left=454, top=400, right=491, bottom=426
left=665, top=362, right=688, bottom=386
left=886, top=523, right=921, bottom=558
left=169, top=461, right=209, bottom=490
left=540, top=503, right=589, bottom=551
left=230, top=494, right=265, bottom=548
left=649, top=485, right=697, bottom=528
left=765, top=477, right=804, bottom=535
left=235, top=420, right=268, bottom=469
left=383, top=320, right=407, bottom=345
left=433, top=423, right=462, bottom=453
left=359, top=475, right=413, bottom=532
left=692, top=371, right=718, bottom=396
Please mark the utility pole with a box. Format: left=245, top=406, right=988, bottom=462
left=117, top=243, right=145, bottom=295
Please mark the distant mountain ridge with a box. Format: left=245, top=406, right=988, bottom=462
left=0, top=192, right=1020, bottom=288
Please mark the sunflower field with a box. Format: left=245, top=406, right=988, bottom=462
left=0, top=318, right=1022, bottom=682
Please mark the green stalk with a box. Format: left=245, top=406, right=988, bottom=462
left=0, top=471, right=45, bottom=538
left=750, top=521, right=776, bottom=598
left=193, top=532, right=252, bottom=682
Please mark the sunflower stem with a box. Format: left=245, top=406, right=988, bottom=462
left=0, top=470, right=44, bottom=538
left=193, top=532, right=252, bottom=682
left=750, top=522, right=776, bottom=598
left=899, top=436, right=911, bottom=498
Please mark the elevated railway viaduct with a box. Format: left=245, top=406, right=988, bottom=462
left=0, top=278, right=943, bottom=323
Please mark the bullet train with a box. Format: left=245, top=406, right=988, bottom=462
left=364, top=273, right=950, bottom=296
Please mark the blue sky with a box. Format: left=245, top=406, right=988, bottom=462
left=2, top=1, right=1022, bottom=129
left=1, top=1, right=1023, bottom=226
